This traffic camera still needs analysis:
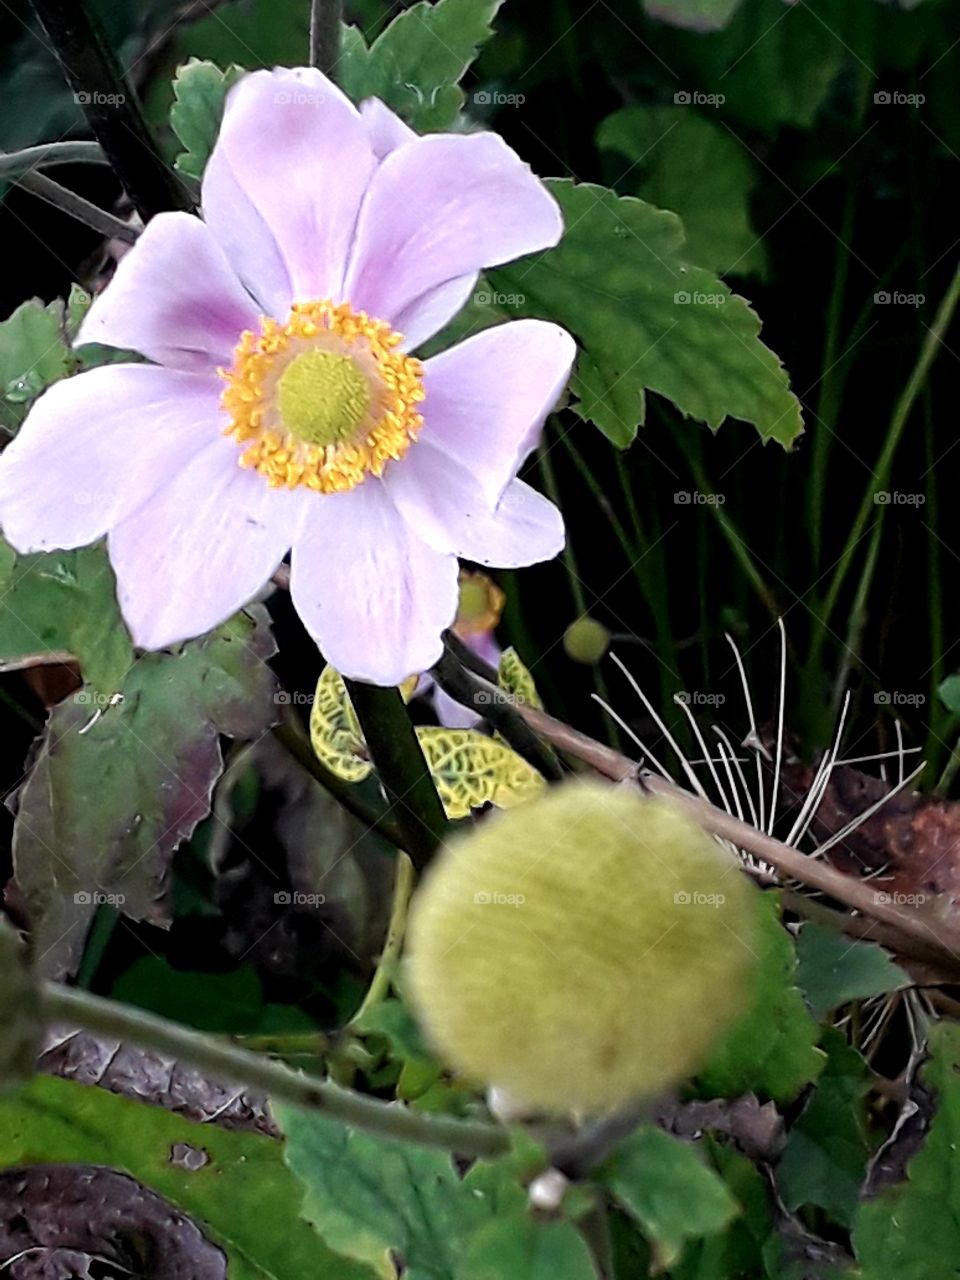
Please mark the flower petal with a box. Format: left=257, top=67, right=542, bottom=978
left=290, top=480, right=459, bottom=685
left=359, top=97, right=416, bottom=159
left=385, top=442, right=564, bottom=566
left=344, top=132, right=563, bottom=344
left=202, top=68, right=377, bottom=316
left=108, top=436, right=307, bottom=650
left=78, top=213, right=260, bottom=371
left=421, top=319, right=576, bottom=505
left=0, top=365, right=219, bottom=553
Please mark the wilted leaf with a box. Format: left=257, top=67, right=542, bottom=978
left=0, top=1164, right=227, bottom=1280
left=416, top=726, right=546, bottom=819
left=11, top=608, right=279, bottom=979
left=39, top=1026, right=275, bottom=1135
left=854, top=1022, right=960, bottom=1278
left=778, top=1030, right=871, bottom=1229
left=490, top=181, right=802, bottom=449
left=598, top=1125, right=739, bottom=1269
left=0, top=918, right=40, bottom=1094
left=697, top=892, right=824, bottom=1102
left=340, top=0, right=505, bottom=131
left=0, top=1075, right=376, bottom=1280
left=170, top=59, right=245, bottom=179
left=598, top=105, right=765, bottom=276
left=0, top=541, right=132, bottom=692
left=795, top=922, right=908, bottom=1018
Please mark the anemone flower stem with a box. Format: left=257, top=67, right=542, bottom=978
left=815, top=259, right=960, bottom=656
left=39, top=982, right=510, bottom=1158
left=348, top=851, right=415, bottom=1026
left=14, top=170, right=137, bottom=245
left=29, top=0, right=192, bottom=221
left=0, top=141, right=105, bottom=178
left=343, top=680, right=450, bottom=872
left=309, top=0, right=343, bottom=78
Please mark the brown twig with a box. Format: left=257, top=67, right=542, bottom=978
left=516, top=702, right=960, bottom=978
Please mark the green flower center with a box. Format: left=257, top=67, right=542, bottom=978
left=276, top=350, right=372, bottom=448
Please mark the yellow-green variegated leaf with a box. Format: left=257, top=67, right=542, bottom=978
left=309, top=666, right=371, bottom=783
left=497, top=647, right=543, bottom=711
left=416, top=728, right=545, bottom=820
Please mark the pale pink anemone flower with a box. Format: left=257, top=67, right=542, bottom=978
left=0, top=68, right=575, bottom=685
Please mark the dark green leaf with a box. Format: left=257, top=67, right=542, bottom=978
left=11, top=608, right=278, bottom=979
left=598, top=1125, right=738, bottom=1269
left=458, top=1213, right=598, bottom=1279
left=854, top=1022, right=960, bottom=1278
left=778, top=1029, right=871, bottom=1228
left=795, top=922, right=908, bottom=1018
left=339, top=0, right=506, bottom=131
left=277, top=1101, right=519, bottom=1279
left=697, top=892, right=824, bottom=1102
left=490, top=181, right=802, bottom=449
left=597, top=106, right=765, bottom=277
left=170, top=59, right=244, bottom=180
left=0, top=1075, right=376, bottom=1280
left=0, top=541, right=132, bottom=692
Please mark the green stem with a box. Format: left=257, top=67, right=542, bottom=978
left=310, top=0, right=343, bottom=78
left=815, top=260, right=960, bottom=656
left=0, top=141, right=105, bottom=178
left=14, top=170, right=137, bottom=244
left=29, top=0, right=191, bottom=220
left=349, top=851, right=415, bottom=1025
left=343, top=681, right=450, bottom=872
left=40, top=983, right=509, bottom=1158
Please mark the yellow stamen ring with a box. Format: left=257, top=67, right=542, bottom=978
left=219, top=300, right=425, bottom=493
